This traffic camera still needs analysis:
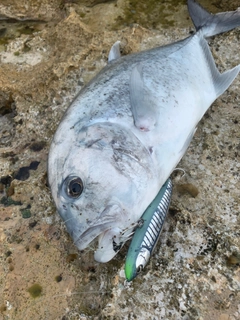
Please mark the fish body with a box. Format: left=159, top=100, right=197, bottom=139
left=125, top=178, right=173, bottom=281
left=48, top=0, right=240, bottom=262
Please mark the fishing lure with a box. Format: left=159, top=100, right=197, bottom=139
left=125, top=178, right=173, bottom=281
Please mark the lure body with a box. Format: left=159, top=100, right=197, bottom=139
left=125, top=179, right=173, bottom=281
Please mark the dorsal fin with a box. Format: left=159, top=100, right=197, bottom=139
left=108, top=41, right=121, bottom=62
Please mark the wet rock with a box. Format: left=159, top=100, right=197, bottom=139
left=0, top=175, right=12, bottom=187
left=29, top=220, right=37, bottom=228
left=0, top=196, right=22, bottom=206
left=0, top=91, right=16, bottom=147
left=55, top=274, right=63, bottom=282
left=6, top=183, right=14, bottom=197
left=29, top=141, right=46, bottom=152
left=20, top=208, right=32, bottom=219
left=78, top=0, right=116, bottom=7
left=0, top=0, right=63, bottom=21
left=14, top=161, right=40, bottom=181
left=27, top=283, right=42, bottom=298
left=176, top=183, right=199, bottom=198
left=0, top=91, right=15, bottom=116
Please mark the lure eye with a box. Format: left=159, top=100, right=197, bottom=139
left=66, top=177, right=84, bottom=198
left=136, top=265, right=143, bottom=274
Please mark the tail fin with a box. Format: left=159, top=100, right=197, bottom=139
left=188, top=0, right=240, bottom=37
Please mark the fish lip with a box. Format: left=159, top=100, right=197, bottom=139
left=73, top=222, right=116, bottom=250
left=72, top=203, right=122, bottom=251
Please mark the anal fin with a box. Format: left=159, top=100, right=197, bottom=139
left=214, top=66, right=240, bottom=98
left=200, top=36, right=240, bottom=98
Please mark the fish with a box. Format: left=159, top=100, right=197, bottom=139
left=125, top=178, right=173, bottom=281
left=48, top=0, right=240, bottom=263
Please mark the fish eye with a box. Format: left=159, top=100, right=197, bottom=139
left=65, top=176, right=84, bottom=198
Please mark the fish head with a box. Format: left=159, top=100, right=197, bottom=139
left=48, top=122, right=158, bottom=262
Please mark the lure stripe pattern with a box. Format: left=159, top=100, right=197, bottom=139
left=141, top=179, right=173, bottom=251
left=125, top=178, right=173, bottom=281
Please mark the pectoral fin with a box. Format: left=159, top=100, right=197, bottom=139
left=130, top=64, right=157, bottom=131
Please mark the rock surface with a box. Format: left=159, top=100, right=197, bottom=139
left=0, top=0, right=239, bottom=319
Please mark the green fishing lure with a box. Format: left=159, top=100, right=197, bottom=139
left=125, top=179, right=173, bottom=281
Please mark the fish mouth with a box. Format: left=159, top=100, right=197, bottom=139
left=70, top=204, right=122, bottom=252
left=76, top=225, right=125, bottom=263
left=74, top=221, right=116, bottom=251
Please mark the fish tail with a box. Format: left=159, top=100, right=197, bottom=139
left=188, top=0, right=240, bottom=37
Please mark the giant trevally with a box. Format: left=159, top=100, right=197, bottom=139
left=48, top=0, right=240, bottom=263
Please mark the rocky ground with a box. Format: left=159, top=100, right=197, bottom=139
left=0, top=0, right=239, bottom=319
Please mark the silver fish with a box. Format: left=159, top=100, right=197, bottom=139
left=48, top=0, right=240, bottom=263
